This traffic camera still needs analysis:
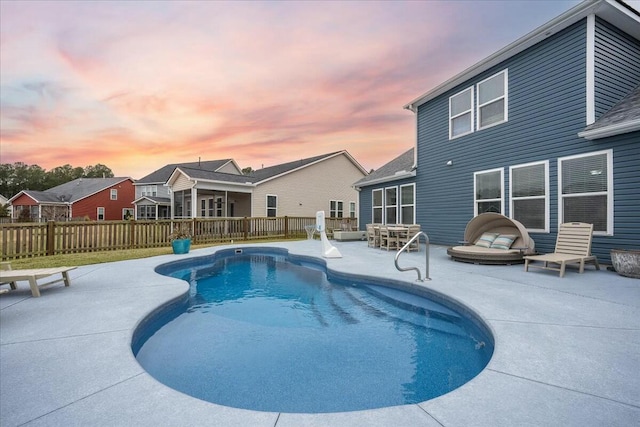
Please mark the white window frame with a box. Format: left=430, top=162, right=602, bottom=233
left=477, top=69, right=508, bottom=130
left=399, top=183, right=416, bottom=225
left=110, top=189, right=118, bottom=200
left=142, top=185, right=157, bottom=197
left=266, top=194, right=277, bottom=217
left=384, top=186, right=398, bottom=225
left=558, top=149, right=613, bottom=236
left=474, top=168, right=504, bottom=216
left=330, top=200, right=344, bottom=218
left=215, top=196, right=224, bottom=217
left=122, top=208, right=134, bottom=220
left=372, top=189, right=383, bottom=224
left=509, top=160, right=549, bottom=232
left=97, top=207, right=105, bottom=220
left=349, top=201, right=356, bottom=218
left=449, top=86, right=474, bottom=139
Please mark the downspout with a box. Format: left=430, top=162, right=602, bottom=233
left=404, top=103, right=419, bottom=170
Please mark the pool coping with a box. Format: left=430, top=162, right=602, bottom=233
left=1, top=240, right=639, bottom=426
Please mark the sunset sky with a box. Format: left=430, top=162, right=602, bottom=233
left=4, top=0, right=634, bottom=179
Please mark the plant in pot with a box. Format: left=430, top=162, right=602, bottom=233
left=170, top=224, right=192, bottom=254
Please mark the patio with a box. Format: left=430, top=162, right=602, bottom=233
left=1, top=240, right=639, bottom=426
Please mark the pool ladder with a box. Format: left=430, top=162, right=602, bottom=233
left=394, top=231, right=431, bottom=282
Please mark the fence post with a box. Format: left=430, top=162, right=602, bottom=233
left=46, top=221, right=55, bottom=256
left=129, top=220, right=136, bottom=249
left=243, top=217, right=249, bottom=241
left=192, top=218, right=197, bottom=244
left=284, top=216, right=289, bottom=239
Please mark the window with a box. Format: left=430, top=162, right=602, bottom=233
left=141, top=185, right=157, bottom=197
left=110, top=189, right=118, bottom=200
left=477, top=69, right=508, bottom=129
left=97, top=207, right=105, bottom=220
left=137, top=205, right=155, bottom=219
left=122, top=208, right=134, bottom=220
left=474, top=168, right=504, bottom=215
left=208, top=198, right=215, bottom=217
left=201, top=199, right=206, bottom=217
left=400, top=184, right=415, bottom=224
left=215, top=197, right=224, bottom=217
left=385, top=187, right=398, bottom=224
left=266, top=195, right=277, bottom=217
left=450, top=87, right=473, bottom=139
left=559, top=150, right=612, bottom=234
left=349, top=202, right=356, bottom=218
left=330, top=200, right=343, bottom=218
left=372, top=189, right=383, bottom=223
left=510, top=161, right=548, bottom=232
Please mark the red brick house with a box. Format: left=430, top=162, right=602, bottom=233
left=9, top=177, right=135, bottom=221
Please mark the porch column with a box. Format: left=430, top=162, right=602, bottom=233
left=191, top=186, right=198, bottom=218
left=169, top=190, right=175, bottom=219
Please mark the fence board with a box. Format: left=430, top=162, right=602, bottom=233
left=0, top=216, right=358, bottom=260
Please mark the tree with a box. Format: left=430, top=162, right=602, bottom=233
left=45, top=164, right=84, bottom=188
left=84, top=164, right=114, bottom=178
left=242, top=167, right=253, bottom=175
left=0, top=162, right=47, bottom=197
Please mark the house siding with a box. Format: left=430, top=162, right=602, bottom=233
left=358, top=176, right=416, bottom=229
left=71, top=180, right=135, bottom=220
left=414, top=18, right=639, bottom=263
left=252, top=154, right=364, bottom=220
left=594, top=17, right=640, bottom=119
left=172, top=174, right=194, bottom=192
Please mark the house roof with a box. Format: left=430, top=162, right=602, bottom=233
left=167, top=151, right=367, bottom=187
left=9, top=177, right=133, bottom=204
left=403, top=0, right=640, bottom=111
left=579, top=84, right=640, bottom=139
left=133, top=196, right=171, bottom=205
left=136, top=159, right=236, bottom=184
left=353, top=149, right=415, bottom=188
left=247, top=151, right=367, bottom=184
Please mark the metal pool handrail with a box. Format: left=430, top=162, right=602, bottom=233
left=394, top=231, right=431, bottom=281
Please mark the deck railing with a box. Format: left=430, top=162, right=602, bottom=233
left=0, top=216, right=358, bottom=260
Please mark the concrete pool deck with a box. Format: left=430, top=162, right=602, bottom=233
left=1, top=240, right=639, bottom=426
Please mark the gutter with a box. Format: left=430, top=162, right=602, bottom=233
left=578, top=119, right=640, bottom=139
left=353, top=170, right=416, bottom=190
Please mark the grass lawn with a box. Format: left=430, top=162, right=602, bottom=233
left=5, top=238, right=304, bottom=269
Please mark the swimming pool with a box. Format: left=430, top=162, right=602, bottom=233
left=134, top=247, right=494, bottom=413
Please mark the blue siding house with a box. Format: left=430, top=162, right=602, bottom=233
left=363, top=0, right=639, bottom=264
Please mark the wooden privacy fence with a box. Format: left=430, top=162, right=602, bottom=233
left=0, top=216, right=358, bottom=260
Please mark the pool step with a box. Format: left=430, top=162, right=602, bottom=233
left=336, top=286, right=468, bottom=338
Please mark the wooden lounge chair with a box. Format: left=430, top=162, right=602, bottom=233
left=447, top=213, right=535, bottom=265
left=524, top=222, right=600, bottom=278
left=0, top=263, right=76, bottom=297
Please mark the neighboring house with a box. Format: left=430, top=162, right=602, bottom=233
left=354, top=148, right=417, bottom=225
left=9, top=177, right=135, bottom=221
left=361, top=0, right=640, bottom=263
left=0, top=194, right=12, bottom=219
left=164, top=151, right=367, bottom=221
left=133, top=159, right=240, bottom=220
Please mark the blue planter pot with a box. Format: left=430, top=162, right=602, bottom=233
left=172, top=239, right=191, bottom=254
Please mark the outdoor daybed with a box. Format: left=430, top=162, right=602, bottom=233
left=447, top=213, right=535, bottom=265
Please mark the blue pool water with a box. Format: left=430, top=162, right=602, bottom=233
left=134, top=248, right=493, bottom=413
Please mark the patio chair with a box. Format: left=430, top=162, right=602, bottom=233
left=0, top=263, right=77, bottom=297
left=397, top=224, right=421, bottom=252
left=366, top=224, right=380, bottom=248
left=379, top=226, right=398, bottom=251
left=524, top=222, right=600, bottom=278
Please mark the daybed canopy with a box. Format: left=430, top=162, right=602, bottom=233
left=447, top=213, right=535, bottom=265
